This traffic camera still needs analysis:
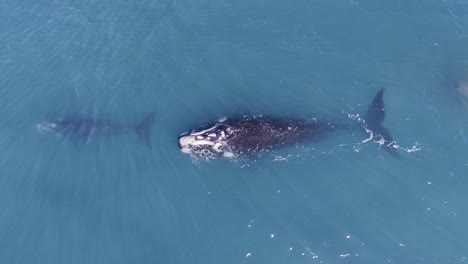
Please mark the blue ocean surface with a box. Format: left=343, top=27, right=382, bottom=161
left=1, top=0, right=468, bottom=263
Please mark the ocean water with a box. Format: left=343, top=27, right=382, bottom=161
left=1, top=0, right=468, bottom=263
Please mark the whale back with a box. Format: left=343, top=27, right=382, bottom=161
left=177, top=115, right=344, bottom=158
left=225, top=116, right=340, bottom=152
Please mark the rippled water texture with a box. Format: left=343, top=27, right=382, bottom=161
left=1, top=0, right=468, bottom=263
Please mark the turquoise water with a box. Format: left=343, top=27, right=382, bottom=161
left=1, top=0, right=468, bottom=263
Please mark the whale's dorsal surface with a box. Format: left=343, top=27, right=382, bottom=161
left=178, top=89, right=397, bottom=159
left=222, top=115, right=340, bottom=151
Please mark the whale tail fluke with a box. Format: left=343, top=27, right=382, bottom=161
left=136, top=112, right=156, bottom=148
left=364, top=88, right=399, bottom=156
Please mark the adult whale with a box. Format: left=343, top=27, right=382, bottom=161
left=178, top=89, right=397, bottom=158
left=37, top=112, right=155, bottom=148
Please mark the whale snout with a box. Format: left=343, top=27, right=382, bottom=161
left=178, top=134, right=198, bottom=154
left=178, top=122, right=234, bottom=159
left=178, top=134, right=217, bottom=154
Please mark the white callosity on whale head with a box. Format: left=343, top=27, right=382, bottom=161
left=179, top=135, right=215, bottom=153
left=179, top=122, right=233, bottom=157
left=36, top=121, right=66, bottom=138
left=213, top=142, right=223, bottom=152
left=190, top=125, right=218, bottom=136
left=36, top=122, right=57, bottom=132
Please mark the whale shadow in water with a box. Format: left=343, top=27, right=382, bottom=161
left=178, top=89, right=399, bottom=160
left=37, top=112, right=156, bottom=148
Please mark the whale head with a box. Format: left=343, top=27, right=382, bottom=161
left=178, top=122, right=233, bottom=158
left=36, top=121, right=59, bottom=132
left=36, top=118, right=79, bottom=137
left=36, top=120, right=69, bottom=138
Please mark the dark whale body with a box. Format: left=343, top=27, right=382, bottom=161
left=37, top=112, right=155, bottom=147
left=213, top=116, right=344, bottom=153
left=178, top=89, right=397, bottom=158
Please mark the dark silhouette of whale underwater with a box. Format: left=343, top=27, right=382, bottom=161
left=37, top=112, right=155, bottom=148
left=178, top=89, right=397, bottom=159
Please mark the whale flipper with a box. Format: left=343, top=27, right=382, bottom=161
left=136, top=112, right=156, bottom=148
left=365, top=88, right=398, bottom=155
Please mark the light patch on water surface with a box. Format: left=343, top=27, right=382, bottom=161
left=36, top=122, right=56, bottom=132
left=457, top=81, right=468, bottom=99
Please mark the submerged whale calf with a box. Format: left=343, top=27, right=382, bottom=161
left=37, top=112, right=155, bottom=147
left=178, top=89, right=397, bottom=159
